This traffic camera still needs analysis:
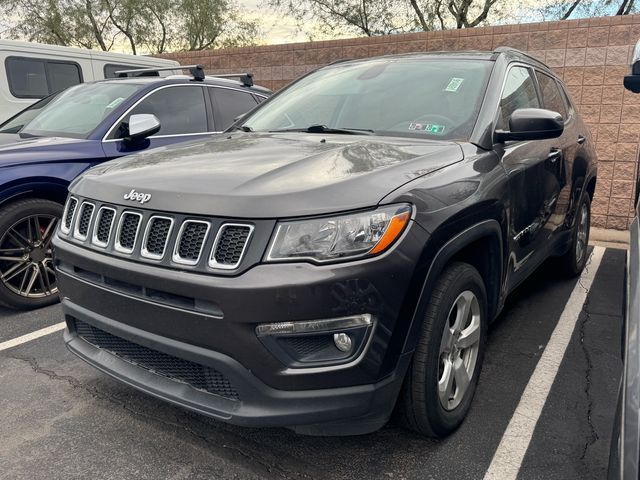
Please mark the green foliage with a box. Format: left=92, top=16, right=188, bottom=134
left=0, top=0, right=261, bottom=53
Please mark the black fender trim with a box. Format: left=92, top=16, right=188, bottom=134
left=401, top=219, right=504, bottom=354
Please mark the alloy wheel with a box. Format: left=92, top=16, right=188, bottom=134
left=575, top=203, right=589, bottom=265
left=438, top=290, right=481, bottom=411
left=0, top=214, right=58, bottom=299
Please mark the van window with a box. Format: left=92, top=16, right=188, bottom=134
left=104, top=64, right=159, bottom=78
left=6, top=57, right=82, bottom=99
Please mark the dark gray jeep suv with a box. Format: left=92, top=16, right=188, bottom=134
left=53, top=48, right=597, bottom=437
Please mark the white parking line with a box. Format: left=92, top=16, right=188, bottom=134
left=0, top=322, right=66, bottom=352
left=484, top=246, right=605, bottom=480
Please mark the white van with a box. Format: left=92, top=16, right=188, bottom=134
left=0, top=39, right=179, bottom=122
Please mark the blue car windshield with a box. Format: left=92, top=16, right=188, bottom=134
left=20, top=82, right=143, bottom=139
left=243, top=58, right=493, bottom=140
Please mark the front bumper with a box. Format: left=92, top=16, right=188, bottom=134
left=54, top=222, right=426, bottom=433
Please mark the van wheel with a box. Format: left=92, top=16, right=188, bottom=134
left=560, top=195, right=591, bottom=277
left=0, top=199, right=62, bottom=310
left=397, top=262, right=487, bottom=437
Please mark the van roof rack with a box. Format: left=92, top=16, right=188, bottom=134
left=115, top=65, right=255, bottom=86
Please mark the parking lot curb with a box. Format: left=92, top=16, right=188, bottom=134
left=590, top=227, right=629, bottom=249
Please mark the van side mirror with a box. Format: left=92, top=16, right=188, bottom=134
left=495, top=108, right=564, bottom=142
left=126, top=114, right=161, bottom=142
left=624, top=40, right=640, bottom=93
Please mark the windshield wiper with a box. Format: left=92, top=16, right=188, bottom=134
left=270, top=124, right=375, bottom=135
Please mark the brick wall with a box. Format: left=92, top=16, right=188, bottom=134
left=159, top=14, right=640, bottom=230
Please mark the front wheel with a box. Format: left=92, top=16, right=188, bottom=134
left=397, top=262, right=488, bottom=437
left=0, top=199, right=62, bottom=310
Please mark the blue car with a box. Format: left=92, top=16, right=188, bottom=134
left=0, top=67, right=271, bottom=310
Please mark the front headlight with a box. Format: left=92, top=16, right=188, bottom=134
left=265, top=204, right=412, bottom=263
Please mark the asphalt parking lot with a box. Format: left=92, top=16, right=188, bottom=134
left=0, top=247, right=625, bottom=480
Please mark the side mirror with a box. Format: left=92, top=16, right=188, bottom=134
left=495, top=108, right=564, bottom=142
left=126, top=114, right=161, bottom=142
left=624, top=40, right=640, bottom=93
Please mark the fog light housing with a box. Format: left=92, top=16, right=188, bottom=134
left=256, top=314, right=373, bottom=368
left=333, top=333, right=352, bottom=352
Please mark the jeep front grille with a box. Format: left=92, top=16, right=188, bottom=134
left=60, top=196, right=255, bottom=272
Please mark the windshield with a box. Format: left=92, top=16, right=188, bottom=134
left=243, top=58, right=493, bottom=140
left=20, top=82, right=143, bottom=139
left=0, top=95, right=57, bottom=134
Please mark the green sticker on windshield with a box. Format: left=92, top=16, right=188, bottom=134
left=445, top=77, right=464, bottom=92
left=409, top=123, right=446, bottom=134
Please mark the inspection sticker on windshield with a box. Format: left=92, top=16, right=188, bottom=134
left=445, top=77, right=464, bottom=92
left=409, top=123, right=445, bottom=134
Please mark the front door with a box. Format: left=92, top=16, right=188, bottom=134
left=102, top=85, right=212, bottom=159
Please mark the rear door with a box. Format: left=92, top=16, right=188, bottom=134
left=497, top=65, right=564, bottom=286
left=534, top=70, right=572, bottom=231
left=208, top=87, right=259, bottom=131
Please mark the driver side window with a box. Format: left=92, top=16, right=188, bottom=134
left=497, top=66, right=540, bottom=131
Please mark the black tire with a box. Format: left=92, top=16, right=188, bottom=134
left=560, top=195, right=591, bottom=277
left=397, top=262, right=488, bottom=437
left=0, top=198, right=63, bottom=310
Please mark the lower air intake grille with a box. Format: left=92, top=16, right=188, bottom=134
left=74, top=319, right=239, bottom=400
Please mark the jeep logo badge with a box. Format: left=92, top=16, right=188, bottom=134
left=124, top=189, right=152, bottom=204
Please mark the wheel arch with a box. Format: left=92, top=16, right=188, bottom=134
left=400, top=219, right=504, bottom=355
left=0, top=178, right=70, bottom=209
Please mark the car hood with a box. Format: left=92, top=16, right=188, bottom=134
left=72, top=133, right=464, bottom=218
left=0, top=135, right=100, bottom=166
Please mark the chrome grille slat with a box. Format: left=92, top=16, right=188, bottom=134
left=61, top=197, right=78, bottom=234
left=141, top=216, right=173, bottom=260
left=73, top=202, right=95, bottom=240
left=91, top=207, right=116, bottom=247
left=209, top=223, right=253, bottom=270
left=115, top=211, right=143, bottom=254
left=173, top=220, right=210, bottom=265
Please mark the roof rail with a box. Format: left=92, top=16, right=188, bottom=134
left=116, top=65, right=206, bottom=81
left=210, top=73, right=254, bottom=87
left=491, top=47, right=545, bottom=65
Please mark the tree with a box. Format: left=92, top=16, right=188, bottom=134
left=0, top=0, right=260, bottom=53
left=271, top=0, right=506, bottom=37
left=545, top=0, right=638, bottom=20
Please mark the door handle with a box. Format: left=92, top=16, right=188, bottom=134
left=547, top=148, right=562, bottom=162
left=577, top=135, right=586, bottom=145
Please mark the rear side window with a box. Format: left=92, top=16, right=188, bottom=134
left=210, top=88, right=258, bottom=130
left=537, top=72, right=567, bottom=119
left=497, top=66, right=540, bottom=130
left=6, top=57, right=82, bottom=98
left=117, top=86, right=208, bottom=137
left=104, top=64, right=159, bottom=78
